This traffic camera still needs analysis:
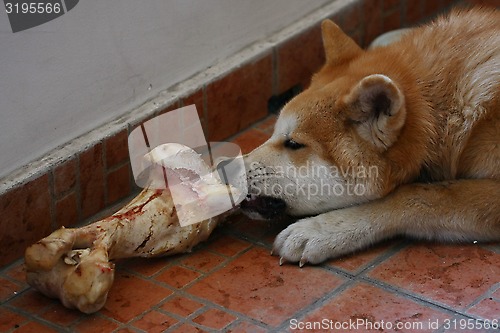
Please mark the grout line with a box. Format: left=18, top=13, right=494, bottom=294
left=463, top=282, right=500, bottom=315
left=274, top=278, right=357, bottom=332
left=271, top=47, right=279, bottom=95
left=102, top=140, right=109, bottom=208
left=3, top=302, right=75, bottom=333
left=122, top=260, right=275, bottom=331
left=202, top=85, right=209, bottom=141
left=269, top=241, right=412, bottom=331
left=353, top=238, right=412, bottom=276
left=317, top=241, right=409, bottom=279
left=105, top=158, right=131, bottom=174
left=360, top=276, right=483, bottom=319
left=47, top=170, right=56, bottom=231
left=75, top=152, right=83, bottom=225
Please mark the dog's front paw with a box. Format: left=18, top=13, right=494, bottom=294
left=272, top=217, right=338, bottom=267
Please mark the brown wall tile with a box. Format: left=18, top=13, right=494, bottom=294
left=106, top=164, right=131, bottom=205
left=348, top=29, right=364, bottom=48
left=406, top=0, right=423, bottom=24
left=384, top=0, right=401, bottom=11
left=79, top=143, right=105, bottom=219
left=363, top=0, right=384, bottom=46
left=334, top=1, right=363, bottom=33
left=105, top=130, right=129, bottom=169
left=277, top=25, right=324, bottom=94
left=156, top=100, right=180, bottom=117
left=53, top=159, right=77, bottom=197
left=0, top=175, right=52, bottom=267
left=423, top=0, right=443, bottom=17
left=383, top=7, right=402, bottom=32
left=206, top=53, right=272, bottom=141
left=129, top=100, right=180, bottom=133
left=182, top=89, right=205, bottom=121
left=182, top=89, right=207, bottom=140
left=55, top=192, right=78, bottom=228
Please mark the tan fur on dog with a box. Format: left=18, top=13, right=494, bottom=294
left=242, top=8, right=500, bottom=266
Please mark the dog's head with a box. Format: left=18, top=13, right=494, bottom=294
left=242, top=20, right=411, bottom=220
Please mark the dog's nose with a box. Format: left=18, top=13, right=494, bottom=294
left=240, top=196, right=287, bottom=220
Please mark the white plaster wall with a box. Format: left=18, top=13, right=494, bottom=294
left=0, top=0, right=331, bottom=179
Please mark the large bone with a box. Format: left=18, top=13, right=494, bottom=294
left=25, top=143, right=241, bottom=313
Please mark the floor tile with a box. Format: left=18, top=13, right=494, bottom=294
left=226, top=214, right=294, bottom=246
left=179, top=250, right=226, bottom=273
left=467, top=282, right=500, bottom=320
left=39, top=303, right=83, bottom=326
left=226, top=321, right=268, bottom=333
left=8, top=289, right=56, bottom=315
left=467, top=296, right=500, bottom=320
left=295, top=282, right=451, bottom=333
left=0, top=277, right=22, bottom=302
left=169, top=323, right=205, bottom=333
left=230, top=128, right=270, bottom=154
left=368, top=244, right=500, bottom=309
left=10, top=321, right=59, bottom=333
left=205, top=234, right=252, bottom=258
left=100, top=271, right=173, bottom=323
left=254, top=115, right=277, bottom=134
left=160, top=295, right=204, bottom=317
left=114, top=328, right=136, bottom=333
left=192, top=308, right=237, bottom=330
left=3, top=262, right=27, bottom=285
left=0, top=307, right=28, bottom=332
left=131, top=310, right=178, bottom=332
left=327, top=239, right=402, bottom=274
left=120, top=256, right=172, bottom=278
left=187, top=246, right=344, bottom=327
left=73, top=315, right=120, bottom=333
left=155, top=266, right=201, bottom=289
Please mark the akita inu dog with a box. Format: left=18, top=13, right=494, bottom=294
left=242, top=8, right=500, bottom=266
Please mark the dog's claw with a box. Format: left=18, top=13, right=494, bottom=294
left=270, top=249, right=274, bottom=256
left=299, top=259, right=306, bottom=268
left=279, top=257, right=286, bottom=266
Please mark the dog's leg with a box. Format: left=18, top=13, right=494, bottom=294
left=273, top=179, right=500, bottom=266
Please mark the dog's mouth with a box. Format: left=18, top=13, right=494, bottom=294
left=240, top=196, right=287, bottom=220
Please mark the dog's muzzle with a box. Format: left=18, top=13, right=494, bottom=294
left=240, top=196, right=287, bottom=220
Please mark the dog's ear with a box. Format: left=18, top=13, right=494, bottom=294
left=321, top=20, right=362, bottom=66
left=345, top=74, right=406, bottom=150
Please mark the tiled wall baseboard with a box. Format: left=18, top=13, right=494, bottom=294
left=0, top=0, right=467, bottom=268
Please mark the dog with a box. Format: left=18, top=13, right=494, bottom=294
left=241, top=7, right=500, bottom=267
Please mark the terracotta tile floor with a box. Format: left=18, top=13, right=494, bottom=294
left=1, top=115, right=500, bottom=333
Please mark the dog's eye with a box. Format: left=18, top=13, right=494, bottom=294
left=284, top=139, right=305, bottom=150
